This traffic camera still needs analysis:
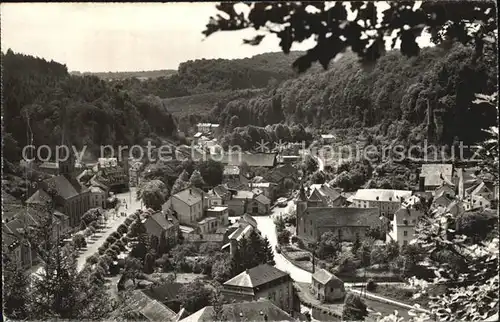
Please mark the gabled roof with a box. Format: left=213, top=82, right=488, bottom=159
left=125, top=290, right=177, bottom=322
left=223, top=264, right=289, bottom=289
left=43, top=175, right=82, bottom=199
left=313, top=268, right=344, bottom=286
left=421, top=164, right=454, bottom=187
left=352, top=189, right=412, bottom=202
left=142, top=283, right=183, bottom=303
left=173, top=187, right=203, bottom=206
left=25, top=189, right=51, bottom=205
left=308, top=183, right=342, bottom=204
left=307, top=207, right=380, bottom=227
left=180, top=300, right=294, bottom=322
left=146, top=211, right=175, bottom=231
left=471, top=181, right=493, bottom=196
left=254, top=194, right=271, bottom=205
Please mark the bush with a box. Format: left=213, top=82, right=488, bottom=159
left=366, top=279, right=377, bottom=292
left=86, top=254, right=99, bottom=265
left=111, top=231, right=121, bottom=239
left=117, top=224, right=128, bottom=235
left=98, top=246, right=106, bottom=255
left=107, top=236, right=117, bottom=244
left=121, top=236, right=129, bottom=245
left=124, top=218, right=133, bottom=226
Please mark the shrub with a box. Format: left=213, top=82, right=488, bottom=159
left=111, top=231, right=121, bottom=239
left=366, top=279, right=377, bottom=292
left=124, top=218, right=133, bottom=226
left=107, top=236, right=117, bottom=244
left=86, top=255, right=99, bottom=265
left=121, top=236, right=129, bottom=244
left=98, top=247, right=106, bottom=255
left=117, top=224, right=128, bottom=235
left=111, top=245, right=121, bottom=254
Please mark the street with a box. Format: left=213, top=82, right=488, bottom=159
left=76, top=187, right=142, bottom=271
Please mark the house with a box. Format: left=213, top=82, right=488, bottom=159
left=207, top=185, right=231, bottom=206
left=307, top=183, right=345, bottom=207
left=223, top=165, right=249, bottom=185
left=144, top=211, right=179, bottom=244
left=180, top=299, right=295, bottom=322
left=197, top=123, right=220, bottom=135
left=26, top=154, right=91, bottom=228
left=320, top=134, right=336, bottom=143
left=420, top=164, right=454, bottom=191
left=434, top=183, right=456, bottom=199
left=221, top=264, right=294, bottom=312
left=386, top=196, right=425, bottom=246
left=434, top=193, right=453, bottom=208
left=297, top=187, right=381, bottom=242
left=200, top=206, right=229, bottom=233
left=215, top=152, right=277, bottom=168
left=3, top=206, right=70, bottom=269
left=224, top=214, right=260, bottom=255
left=89, top=186, right=106, bottom=208
left=120, top=289, right=177, bottom=322
left=169, top=187, right=205, bottom=225
left=249, top=182, right=278, bottom=203
left=265, top=164, right=300, bottom=194
left=350, top=189, right=412, bottom=218
left=226, top=190, right=271, bottom=216
left=311, top=269, right=345, bottom=303
left=142, top=282, right=183, bottom=312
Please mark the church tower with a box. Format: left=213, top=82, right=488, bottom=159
left=296, top=183, right=308, bottom=236
left=58, top=106, right=75, bottom=177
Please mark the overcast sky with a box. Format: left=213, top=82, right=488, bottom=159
left=1, top=2, right=430, bottom=73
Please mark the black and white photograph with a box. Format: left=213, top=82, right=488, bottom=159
left=1, top=2, right=498, bottom=321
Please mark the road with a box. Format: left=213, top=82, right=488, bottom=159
left=257, top=200, right=312, bottom=283
left=76, top=187, right=142, bottom=271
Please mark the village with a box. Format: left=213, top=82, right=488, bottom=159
left=3, top=119, right=498, bottom=322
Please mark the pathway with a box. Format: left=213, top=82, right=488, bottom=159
left=76, top=187, right=142, bottom=271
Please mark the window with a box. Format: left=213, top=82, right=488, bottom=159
left=403, top=231, right=408, bottom=236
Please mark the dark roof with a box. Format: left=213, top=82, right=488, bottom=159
left=223, top=264, right=289, bottom=288
left=308, top=207, right=380, bottom=227
left=254, top=194, right=271, bottom=205
left=265, top=164, right=299, bottom=183
left=180, top=300, right=294, bottom=322
left=26, top=189, right=52, bottom=205
left=125, top=290, right=177, bottom=322
left=146, top=212, right=175, bottom=231
left=43, top=175, right=81, bottom=199
left=142, top=283, right=183, bottom=303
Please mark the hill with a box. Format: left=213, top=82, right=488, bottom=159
left=118, top=51, right=322, bottom=99
left=213, top=45, right=497, bottom=147
left=70, top=69, right=177, bottom=80
left=2, top=49, right=177, bottom=163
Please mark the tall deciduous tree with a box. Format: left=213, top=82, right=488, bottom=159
left=137, top=179, right=169, bottom=210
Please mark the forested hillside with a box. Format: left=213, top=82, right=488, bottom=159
left=70, top=69, right=177, bottom=80
left=117, top=51, right=320, bottom=99
left=212, top=45, right=497, bottom=146
left=2, top=49, right=177, bottom=162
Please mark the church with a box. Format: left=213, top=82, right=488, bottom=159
left=26, top=146, right=91, bottom=228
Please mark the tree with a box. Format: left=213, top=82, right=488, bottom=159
left=370, top=245, right=388, bottom=266
left=385, top=240, right=399, bottom=262
left=357, top=238, right=374, bottom=267
left=277, top=230, right=291, bottom=245
left=262, top=237, right=275, bottom=266
left=177, top=280, right=212, bottom=314
left=342, top=292, right=368, bottom=321
left=189, top=169, right=205, bottom=188
left=172, top=170, right=191, bottom=195
left=73, top=234, right=87, bottom=250
left=212, top=256, right=233, bottom=284
left=157, top=231, right=170, bottom=255
left=211, top=285, right=225, bottom=321
left=351, top=235, right=361, bottom=255
left=124, top=257, right=143, bottom=285
left=137, top=179, right=169, bottom=211
left=204, top=2, right=496, bottom=73
left=143, top=253, right=155, bottom=274
left=2, top=253, right=30, bottom=319
left=198, top=159, right=224, bottom=187
left=311, top=170, right=326, bottom=184
left=317, top=231, right=341, bottom=260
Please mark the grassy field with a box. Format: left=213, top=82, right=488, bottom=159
left=163, top=88, right=264, bottom=117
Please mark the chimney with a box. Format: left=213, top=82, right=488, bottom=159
left=419, top=176, right=425, bottom=192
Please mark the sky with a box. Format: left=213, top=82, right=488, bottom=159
left=1, top=2, right=430, bottom=73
